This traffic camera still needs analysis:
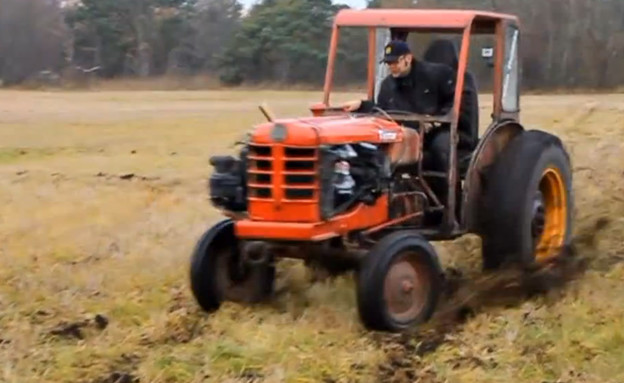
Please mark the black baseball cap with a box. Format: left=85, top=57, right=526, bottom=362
left=380, top=40, right=411, bottom=63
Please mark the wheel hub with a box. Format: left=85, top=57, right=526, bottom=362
left=534, top=167, right=568, bottom=262
left=531, top=190, right=546, bottom=241
left=226, top=246, right=249, bottom=283
left=401, top=280, right=414, bottom=293
left=383, top=253, right=430, bottom=323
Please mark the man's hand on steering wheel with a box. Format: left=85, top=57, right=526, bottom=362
left=341, top=100, right=362, bottom=112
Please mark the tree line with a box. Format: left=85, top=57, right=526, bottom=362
left=0, top=0, right=622, bottom=90
left=393, top=0, right=624, bottom=89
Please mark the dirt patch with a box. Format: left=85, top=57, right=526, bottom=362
left=376, top=338, right=442, bottom=383
left=91, top=372, right=139, bottom=383
left=95, top=172, right=160, bottom=182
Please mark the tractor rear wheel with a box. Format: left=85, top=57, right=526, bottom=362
left=356, top=231, right=443, bottom=332
left=190, top=219, right=275, bottom=312
left=480, top=130, right=574, bottom=270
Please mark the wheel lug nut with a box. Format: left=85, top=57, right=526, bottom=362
left=401, top=281, right=413, bottom=292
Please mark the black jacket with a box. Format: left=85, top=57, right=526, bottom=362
left=423, top=39, right=479, bottom=150
left=358, top=59, right=456, bottom=118
left=357, top=55, right=479, bottom=150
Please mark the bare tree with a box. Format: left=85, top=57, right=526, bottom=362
left=190, top=0, right=242, bottom=72
left=0, top=0, right=69, bottom=85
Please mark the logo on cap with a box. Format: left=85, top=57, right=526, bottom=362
left=385, top=46, right=392, bottom=54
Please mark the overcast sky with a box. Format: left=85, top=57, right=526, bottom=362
left=240, top=0, right=369, bottom=9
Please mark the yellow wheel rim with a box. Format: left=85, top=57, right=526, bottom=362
left=534, top=167, right=568, bottom=262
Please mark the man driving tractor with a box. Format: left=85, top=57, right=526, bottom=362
left=342, top=40, right=456, bottom=118
left=342, top=39, right=477, bottom=203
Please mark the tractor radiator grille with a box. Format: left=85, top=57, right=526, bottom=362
left=247, top=144, right=318, bottom=201
left=247, top=144, right=273, bottom=199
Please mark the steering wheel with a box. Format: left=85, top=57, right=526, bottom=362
left=371, top=106, right=395, bottom=121
left=372, top=108, right=413, bottom=116
left=376, top=108, right=450, bottom=134
left=371, top=107, right=431, bottom=131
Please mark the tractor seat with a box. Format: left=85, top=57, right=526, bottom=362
left=423, top=39, right=480, bottom=153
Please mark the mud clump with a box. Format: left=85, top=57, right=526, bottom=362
left=238, top=368, right=264, bottom=382
left=50, top=322, right=85, bottom=340
left=95, top=172, right=160, bottom=182
left=94, top=314, right=109, bottom=330
left=92, top=372, right=139, bottom=383
left=49, top=314, right=110, bottom=340
left=91, top=353, right=142, bottom=383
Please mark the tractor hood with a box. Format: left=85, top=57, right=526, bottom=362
left=250, top=115, right=407, bottom=146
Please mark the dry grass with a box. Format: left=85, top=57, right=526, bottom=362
left=0, top=90, right=623, bottom=383
left=11, top=75, right=368, bottom=94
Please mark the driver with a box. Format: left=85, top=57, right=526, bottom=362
left=341, top=40, right=455, bottom=121
left=341, top=40, right=458, bottom=208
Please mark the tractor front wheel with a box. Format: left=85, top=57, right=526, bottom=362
left=190, top=219, right=275, bottom=312
left=356, top=232, right=443, bottom=332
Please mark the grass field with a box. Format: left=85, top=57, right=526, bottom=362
left=0, top=89, right=623, bottom=383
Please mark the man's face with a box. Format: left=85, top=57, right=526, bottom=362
left=387, top=54, right=412, bottom=78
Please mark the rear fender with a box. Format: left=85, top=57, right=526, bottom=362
left=462, top=120, right=524, bottom=233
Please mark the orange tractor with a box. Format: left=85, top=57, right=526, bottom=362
left=190, top=9, right=574, bottom=332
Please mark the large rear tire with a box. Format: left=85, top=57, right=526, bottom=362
left=190, top=219, right=275, bottom=312
left=480, top=130, right=574, bottom=270
left=356, top=232, right=443, bottom=332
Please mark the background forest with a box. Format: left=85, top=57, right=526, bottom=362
left=1, top=0, right=623, bottom=90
